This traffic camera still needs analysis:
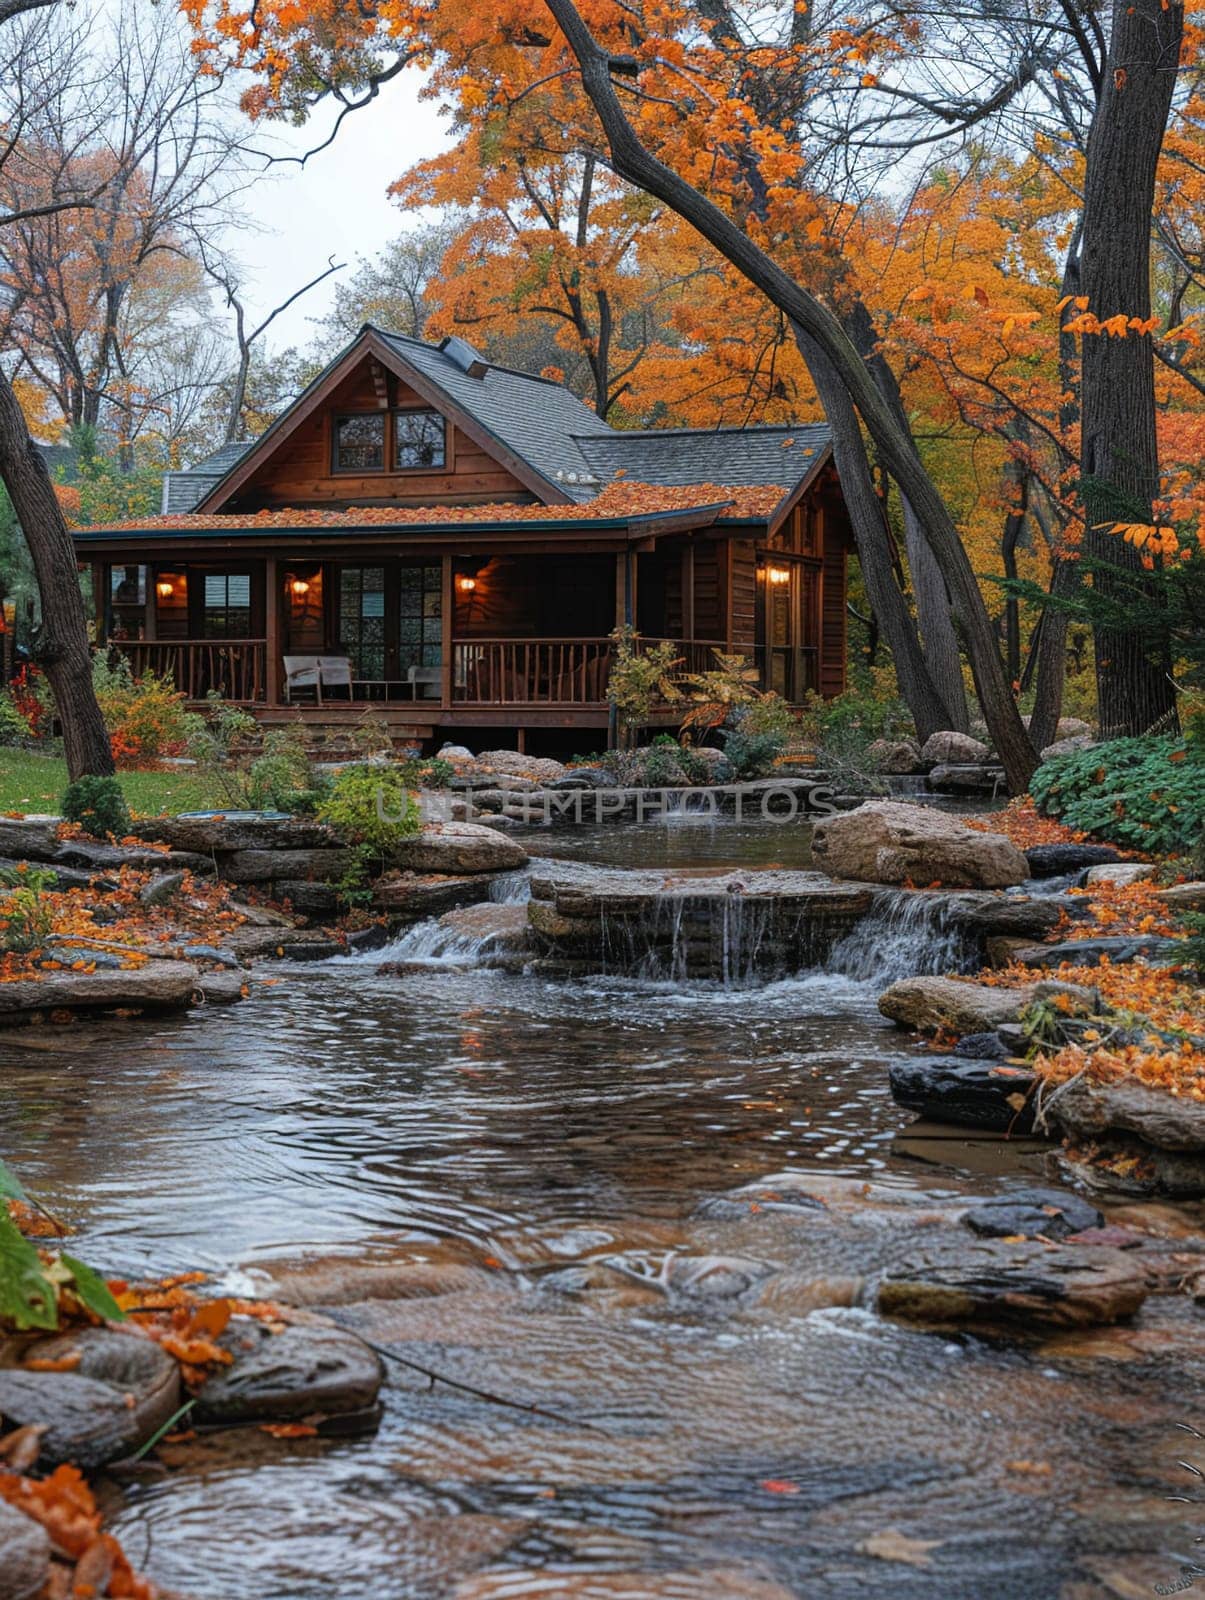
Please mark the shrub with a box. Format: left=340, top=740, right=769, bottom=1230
left=1031, top=736, right=1205, bottom=855
left=722, top=726, right=785, bottom=780
left=187, top=700, right=316, bottom=813
left=316, top=763, right=421, bottom=861
left=92, top=653, right=196, bottom=765
left=60, top=775, right=131, bottom=840
left=0, top=866, right=57, bottom=953
left=679, top=651, right=761, bottom=737
left=606, top=627, right=682, bottom=737
left=0, top=692, right=32, bottom=746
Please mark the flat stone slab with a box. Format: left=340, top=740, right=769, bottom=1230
left=222, top=929, right=343, bottom=962
left=541, top=1251, right=777, bottom=1305
left=132, top=815, right=340, bottom=853
left=0, top=1501, right=49, bottom=1600
left=194, top=1317, right=383, bottom=1423
left=1023, top=843, right=1122, bottom=878
left=1010, top=935, right=1184, bottom=969
left=877, top=1238, right=1147, bottom=1328
left=961, top=1187, right=1103, bottom=1240
left=889, top=1056, right=1038, bottom=1132
left=388, top=822, right=529, bottom=875
left=0, top=959, right=198, bottom=1025
left=926, top=763, right=1007, bottom=794
left=373, top=870, right=502, bottom=918
left=878, top=975, right=1100, bottom=1034
left=218, top=847, right=357, bottom=884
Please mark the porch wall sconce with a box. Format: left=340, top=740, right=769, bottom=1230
left=289, top=577, right=311, bottom=598
left=766, top=565, right=791, bottom=586
left=155, top=579, right=175, bottom=600
left=455, top=575, right=477, bottom=593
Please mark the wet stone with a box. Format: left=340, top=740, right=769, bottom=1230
left=0, top=1500, right=49, bottom=1600
left=0, top=1370, right=144, bottom=1470
left=888, top=1056, right=1038, bottom=1132
left=194, top=1317, right=384, bottom=1424
left=1023, top=843, right=1122, bottom=878
left=952, top=1032, right=1010, bottom=1060
left=877, top=1238, right=1147, bottom=1328
left=961, top=1187, right=1103, bottom=1240
left=18, top=1327, right=181, bottom=1450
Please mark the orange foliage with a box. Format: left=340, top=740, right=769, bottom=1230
left=0, top=1466, right=157, bottom=1598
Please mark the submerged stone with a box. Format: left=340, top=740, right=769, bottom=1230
left=194, top=1317, right=383, bottom=1424
left=878, top=1238, right=1147, bottom=1328
left=961, top=1187, right=1103, bottom=1240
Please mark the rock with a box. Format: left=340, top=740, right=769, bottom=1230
left=877, top=1238, right=1147, bottom=1328
left=473, top=750, right=567, bottom=784
left=437, top=743, right=475, bottom=761
left=1040, top=735, right=1096, bottom=760
left=228, top=899, right=296, bottom=928
left=1010, top=935, right=1183, bottom=969
left=0, top=819, right=61, bottom=861
left=926, top=763, right=1007, bottom=795
left=193, top=1317, right=383, bottom=1424
left=0, top=1371, right=144, bottom=1470
left=1054, top=717, right=1093, bottom=741
left=546, top=768, right=619, bottom=790
left=181, top=943, right=244, bottom=969
left=0, top=959, right=199, bottom=1026
left=372, top=870, right=501, bottom=917
left=1024, top=843, right=1122, bottom=878
left=52, top=840, right=210, bottom=876
left=273, top=879, right=343, bottom=916
left=888, top=1055, right=1038, bottom=1131
left=961, top=1187, right=1103, bottom=1240
left=918, top=730, right=991, bottom=765
left=1056, top=1136, right=1205, bottom=1198
left=387, top=821, right=529, bottom=875
left=131, top=816, right=338, bottom=853
left=879, top=976, right=1030, bottom=1034
left=218, top=848, right=357, bottom=885
left=0, top=1501, right=49, bottom=1600
left=198, top=970, right=247, bottom=1004
left=939, top=892, right=1063, bottom=940
left=810, top=800, right=1027, bottom=889
left=1042, top=1077, right=1205, bottom=1153
left=984, top=935, right=1033, bottom=968
left=866, top=738, right=921, bottom=775
left=16, top=1328, right=181, bottom=1453
left=1083, top=862, right=1155, bottom=888
left=0, top=858, right=117, bottom=893
left=223, top=928, right=342, bottom=962
left=139, top=870, right=186, bottom=907
left=1157, top=881, right=1205, bottom=912
left=953, top=1031, right=1011, bottom=1059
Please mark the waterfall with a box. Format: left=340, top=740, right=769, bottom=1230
left=489, top=869, right=532, bottom=904
left=825, top=890, right=977, bottom=985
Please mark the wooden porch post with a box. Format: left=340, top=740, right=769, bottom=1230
left=681, top=543, right=695, bottom=642
left=265, top=557, right=280, bottom=706
left=144, top=566, right=157, bottom=641
left=91, top=562, right=106, bottom=639
left=440, top=555, right=453, bottom=711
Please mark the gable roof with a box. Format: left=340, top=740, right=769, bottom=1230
left=156, top=326, right=833, bottom=522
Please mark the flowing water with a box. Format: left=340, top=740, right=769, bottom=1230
left=0, top=814, right=1200, bottom=1600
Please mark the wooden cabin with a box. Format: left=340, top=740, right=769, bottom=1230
left=74, top=326, right=853, bottom=754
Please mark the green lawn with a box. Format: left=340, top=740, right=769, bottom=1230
left=0, top=750, right=224, bottom=818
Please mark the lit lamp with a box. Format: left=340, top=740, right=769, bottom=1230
left=155, top=578, right=174, bottom=601
left=289, top=577, right=311, bottom=598
left=767, top=565, right=791, bottom=586
left=455, top=575, right=477, bottom=593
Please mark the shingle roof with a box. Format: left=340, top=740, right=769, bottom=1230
left=373, top=329, right=611, bottom=499
left=573, top=423, right=831, bottom=498
left=161, top=441, right=255, bottom=514
left=147, top=330, right=833, bottom=522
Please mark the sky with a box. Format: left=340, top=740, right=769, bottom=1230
left=216, top=71, right=450, bottom=353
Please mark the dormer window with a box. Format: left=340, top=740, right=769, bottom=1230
left=334, top=413, right=385, bottom=472
left=394, top=409, right=445, bottom=470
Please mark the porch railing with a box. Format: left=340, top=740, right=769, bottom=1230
left=452, top=636, right=736, bottom=706
left=116, top=639, right=267, bottom=704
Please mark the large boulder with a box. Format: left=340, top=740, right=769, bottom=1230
left=878, top=974, right=1099, bottom=1034
left=0, top=959, right=199, bottom=1026
left=388, top=821, right=529, bottom=875
left=473, top=750, right=567, bottom=784
left=918, top=730, right=990, bottom=766
left=1042, top=1077, right=1205, bottom=1154
left=877, top=1238, right=1147, bottom=1328
left=865, top=738, right=921, bottom=775
left=810, top=800, right=1028, bottom=888
left=1040, top=735, right=1096, bottom=761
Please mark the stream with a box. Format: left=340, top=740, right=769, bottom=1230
left=0, top=814, right=1200, bottom=1599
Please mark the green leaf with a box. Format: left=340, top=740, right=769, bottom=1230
left=0, top=1159, right=27, bottom=1202
left=61, top=1253, right=126, bottom=1323
left=0, top=1209, right=58, bottom=1330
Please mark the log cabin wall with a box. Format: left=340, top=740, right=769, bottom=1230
left=225, top=359, right=534, bottom=512
left=729, top=540, right=759, bottom=651
left=819, top=499, right=850, bottom=697
left=691, top=543, right=724, bottom=640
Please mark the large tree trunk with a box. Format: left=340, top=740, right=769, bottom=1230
left=795, top=330, right=955, bottom=740
left=1079, top=0, right=1181, bottom=737
left=1027, top=556, right=1078, bottom=752
left=546, top=0, right=1039, bottom=791
left=0, top=368, right=113, bottom=779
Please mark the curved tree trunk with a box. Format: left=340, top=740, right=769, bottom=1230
left=546, top=0, right=1039, bottom=791
left=795, top=329, right=954, bottom=740
left=1079, top=0, right=1181, bottom=737
left=0, top=368, right=113, bottom=779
